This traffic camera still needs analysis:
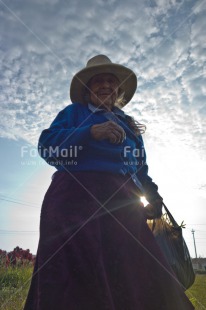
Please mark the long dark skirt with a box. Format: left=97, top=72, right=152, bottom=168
left=24, top=171, right=194, bottom=310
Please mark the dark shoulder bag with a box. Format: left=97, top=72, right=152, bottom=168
left=147, top=202, right=195, bottom=290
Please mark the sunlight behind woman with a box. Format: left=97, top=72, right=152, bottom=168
left=141, top=196, right=149, bottom=206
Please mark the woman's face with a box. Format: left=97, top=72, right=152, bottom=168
left=88, top=73, right=119, bottom=111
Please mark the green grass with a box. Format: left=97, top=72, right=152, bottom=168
left=0, top=266, right=205, bottom=309
left=0, top=265, right=33, bottom=310
left=186, top=274, right=206, bottom=310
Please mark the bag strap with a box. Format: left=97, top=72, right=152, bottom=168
left=162, top=202, right=179, bottom=228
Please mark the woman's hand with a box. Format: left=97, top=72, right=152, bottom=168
left=144, top=199, right=163, bottom=219
left=90, top=121, right=126, bottom=144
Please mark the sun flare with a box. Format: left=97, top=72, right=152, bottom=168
left=140, top=196, right=149, bottom=206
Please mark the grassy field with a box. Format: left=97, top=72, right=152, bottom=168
left=186, top=274, right=206, bottom=310
left=0, top=265, right=33, bottom=310
left=0, top=266, right=205, bottom=309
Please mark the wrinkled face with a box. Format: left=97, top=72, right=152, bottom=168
left=88, top=73, right=119, bottom=110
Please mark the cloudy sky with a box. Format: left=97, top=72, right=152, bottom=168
left=0, top=0, right=206, bottom=257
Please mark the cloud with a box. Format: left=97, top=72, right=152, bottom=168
left=1, top=0, right=206, bottom=257
left=0, top=0, right=205, bottom=163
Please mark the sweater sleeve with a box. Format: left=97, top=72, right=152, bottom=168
left=137, top=163, right=163, bottom=203
left=38, top=105, right=92, bottom=165
left=135, top=135, right=163, bottom=203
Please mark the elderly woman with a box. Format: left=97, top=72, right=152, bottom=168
left=24, top=55, right=194, bottom=310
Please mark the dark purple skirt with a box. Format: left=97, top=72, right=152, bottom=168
left=24, top=171, right=194, bottom=310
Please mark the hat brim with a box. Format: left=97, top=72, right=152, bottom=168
left=70, top=63, right=137, bottom=107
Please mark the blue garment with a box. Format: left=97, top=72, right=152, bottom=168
left=87, top=103, right=145, bottom=192
left=38, top=102, right=161, bottom=202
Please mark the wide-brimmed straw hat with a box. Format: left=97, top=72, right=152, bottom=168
left=70, top=55, right=137, bottom=107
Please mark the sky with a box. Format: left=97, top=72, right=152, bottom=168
left=0, top=0, right=206, bottom=257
